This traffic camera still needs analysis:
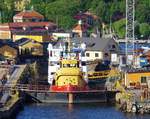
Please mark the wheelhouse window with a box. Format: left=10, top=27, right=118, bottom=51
left=81, top=61, right=86, bottom=66
left=63, top=64, right=77, bottom=68
left=112, top=45, right=116, bottom=49
left=86, top=53, right=90, bottom=57
left=141, top=76, right=147, bottom=83
left=95, top=53, right=99, bottom=57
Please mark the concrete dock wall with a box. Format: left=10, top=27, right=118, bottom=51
left=0, top=98, right=23, bottom=119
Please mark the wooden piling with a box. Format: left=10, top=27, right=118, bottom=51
left=68, top=93, right=74, bottom=104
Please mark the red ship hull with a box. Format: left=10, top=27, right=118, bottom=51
left=50, top=85, right=88, bottom=92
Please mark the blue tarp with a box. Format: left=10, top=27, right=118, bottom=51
left=119, top=43, right=150, bottom=54
left=140, top=57, right=148, bottom=67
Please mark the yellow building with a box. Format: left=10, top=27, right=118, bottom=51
left=0, top=44, right=18, bottom=59
left=16, top=38, right=43, bottom=56
left=13, top=34, right=51, bottom=43
left=126, top=70, right=150, bottom=88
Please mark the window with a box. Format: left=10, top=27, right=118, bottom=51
left=31, top=48, right=35, bottom=52
left=95, top=53, right=99, bottom=57
left=105, top=53, right=108, bottom=56
left=86, top=53, right=90, bottom=57
left=112, top=45, right=116, bottom=49
left=147, top=76, right=150, bottom=80
left=81, top=61, right=86, bottom=66
left=32, top=18, right=36, bottom=22
left=70, top=64, right=76, bottom=67
left=141, top=77, right=147, bottom=83
left=63, top=64, right=76, bottom=68
left=81, top=52, right=85, bottom=57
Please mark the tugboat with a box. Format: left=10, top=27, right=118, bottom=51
left=50, top=58, right=88, bottom=92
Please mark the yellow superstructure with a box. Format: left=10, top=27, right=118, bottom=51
left=54, top=59, right=86, bottom=87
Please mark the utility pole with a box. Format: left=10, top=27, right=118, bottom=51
left=125, top=0, right=135, bottom=66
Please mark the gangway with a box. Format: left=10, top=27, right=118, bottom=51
left=1, top=83, right=109, bottom=93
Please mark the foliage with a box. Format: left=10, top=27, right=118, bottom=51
left=44, top=0, right=80, bottom=29
left=135, top=0, right=150, bottom=24
left=113, top=18, right=126, bottom=38
left=29, top=0, right=80, bottom=29
left=0, top=0, right=14, bottom=23
left=139, top=23, right=150, bottom=38
left=85, top=0, right=125, bottom=23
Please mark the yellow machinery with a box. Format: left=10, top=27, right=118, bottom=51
left=88, top=68, right=122, bottom=79
left=114, top=80, right=133, bottom=100
left=87, top=68, right=132, bottom=99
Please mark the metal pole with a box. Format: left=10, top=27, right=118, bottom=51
left=125, top=0, right=128, bottom=65
left=133, top=0, right=135, bottom=61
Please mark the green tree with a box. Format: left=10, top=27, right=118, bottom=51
left=45, top=0, right=80, bottom=29
left=139, top=23, right=150, bottom=38
left=113, top=18, right=126, bottom=38
left=136, top=0, right=150, bottom=24
left=0, top=0, right=14, bottom=23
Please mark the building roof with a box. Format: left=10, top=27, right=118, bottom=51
left=72, top=37, right=112, bottom=51
left=73, top=24, right=86, bottom=32
left=0, top=22, right=57, bottom=33
left=15, top=38, right=31, bottom=46
left=74, top=11, right=99, bottom=20
left=84, top=11, right=99, bottom=20
left=53, top=37, right=114, bottom=52
left=14, top=10, right=44, bottom=19
left=0, top=40, right=18, bottom=49
left=72, top=20, right=88, bottom=32
left=127, top=67, right=150, bottom=73
left=143, top=50, right=150, bottom=56
left=15, top=38, right=41, bottom=46
left=0, top=22, right=56, bottom=28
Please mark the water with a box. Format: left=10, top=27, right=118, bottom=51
left=16, top=103, right=150, bottom=119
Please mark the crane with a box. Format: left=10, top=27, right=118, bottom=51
left=125, top=0, right=135, bottom=66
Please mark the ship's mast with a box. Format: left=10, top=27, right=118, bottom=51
left=125, top=0, right=135, bottom=66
